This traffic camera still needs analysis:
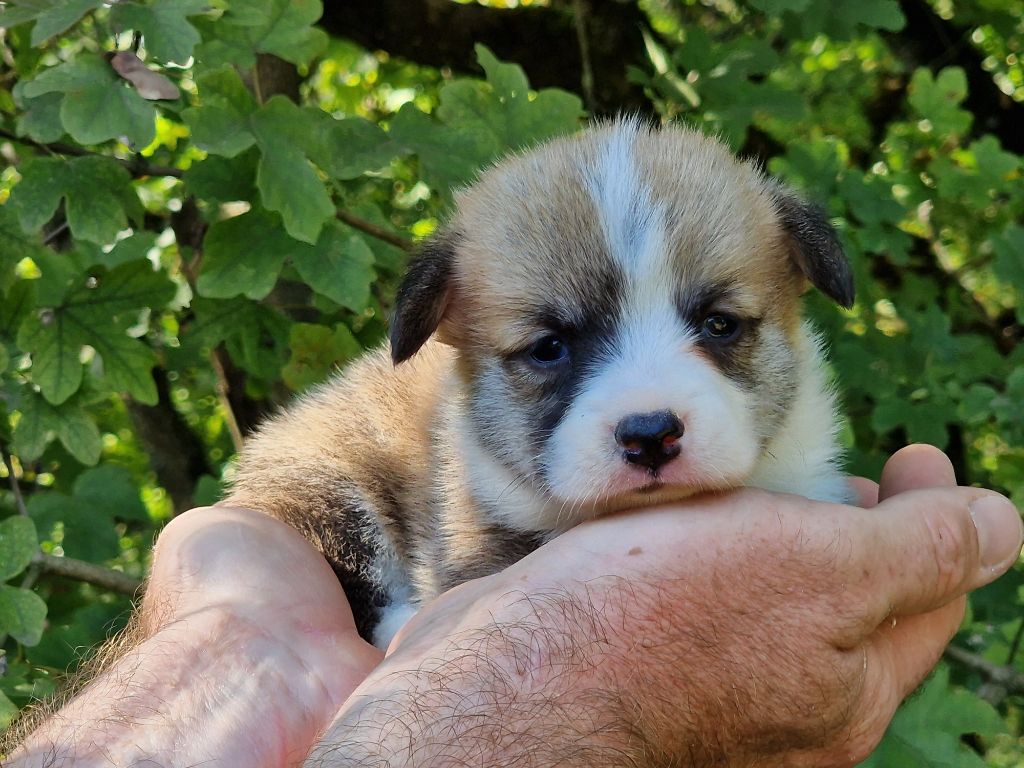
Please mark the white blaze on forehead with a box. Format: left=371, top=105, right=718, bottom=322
left=585, top=120, right=667, bottom=286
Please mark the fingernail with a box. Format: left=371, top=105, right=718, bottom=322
left=970, top=495, right=1024, bottom=572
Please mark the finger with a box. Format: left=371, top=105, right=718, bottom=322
left=850, top=477, right=879, bottom=508
left=868, top=596, right=966, bottom=701
left=879, top=444, right=957, bottom=500
left=831, top=598, right=968, bottom=768
left=850, top=488, right=1021, bottom=623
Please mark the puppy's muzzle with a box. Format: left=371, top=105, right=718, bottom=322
left=615, top=410, right=684, bottom=471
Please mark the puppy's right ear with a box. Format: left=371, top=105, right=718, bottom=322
left=389, top=232, right=459, bottom=364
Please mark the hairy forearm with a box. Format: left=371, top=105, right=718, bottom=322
left=6, top=609, right=343, bottom=768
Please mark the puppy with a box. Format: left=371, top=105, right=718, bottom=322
left=224, top=118, right=854, bottom=649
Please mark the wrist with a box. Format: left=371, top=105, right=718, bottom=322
left=10, top=606, right=360, bottom=768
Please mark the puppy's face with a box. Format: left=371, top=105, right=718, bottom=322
left=392, top=120, right=852, bottom=525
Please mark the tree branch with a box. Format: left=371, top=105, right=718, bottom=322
left=0, top=127, right=184, bottom=178
left=3, top=450, right=143, bottom=597
left=944, top=644, right=1024, bottom=705
left=35, top=553, right=143, bottom=597
left=336, top=209, right=412, bottom=251
left=124, top=367, right=211, bottom=516
left=2, top=451, right=28, bottom=517
left=571, top=0, right=597, bottom=113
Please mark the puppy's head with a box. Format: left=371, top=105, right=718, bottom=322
left=391, top=119, right=852, bottom=523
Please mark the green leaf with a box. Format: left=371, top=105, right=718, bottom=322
left=12, top=87, right=65, bottom=144
left=860, top=665, right=1003, bottom=767
left=474, top=45, right=583, bottom=146
left=11, top=392, right=61, bottom=461
left=22, top=54, right=156, bottom=147
left=0, top=517, right=39, bottom=582
left=178, top=297, right=254, bottom=355
left=16, top=308, right=84, bottom=405
left=195, top=0, right=327, bottom=68
left=306, top=113, right=399, bottom=180
left=64, top=259, right=177, bottom=325
left=225, top=303, right=290, bottom=380
left=198, top=208, right=304, bottom=299
left=0, top=585, right=47, bottom=646
left=10, top=155, right=136, bottom=244
left=27, top=492, right=120, bottom=563
left=824, top=0, right=905, bottom=34
left=390, top=103, right=484, bottom=191
left=17, top=261, right=174, bottom=404
left=0, top=691, right=17, bottom=731
left=0, top=0, right=104, bottom=46
left=934, top=136, right=1020, bottom=206
left=251, top=97, right=335, bottom=243
left=282, top=322, right=361, bottom=391
left=73, top=466, right=148, bottom=523
left=392, top=46, right=581, bottom=193
left=182, top=150, right=259, bottom=204
left=993, top=225, right=1024, bottom=297
left=0, top=204, right=48, bottom=289
left=25, top=601, right=130, bottom=672
left=194, top=475, right=224, bottom=506
left=56, top=408, right=102, bottom=465
left=292, top=226, right=376, bottom=312
left=82, top=231, right=160, bottom=271
left=870, top=399, right=951, bottom=447
left=182, top=67, right=257, bottom=157
left=177, top=297, right=288, bottom=380
left=907, top=67, right=972, bottom=137
left=89, top=328, right=161, bottom=404
left=110, top=0, right=208, bottom=64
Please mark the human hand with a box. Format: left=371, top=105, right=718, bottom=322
left=7, top=507, right=383, bottom=768
left=308, top=445, right=1023, bottom=767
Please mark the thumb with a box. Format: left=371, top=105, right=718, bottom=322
left=856, top=488, right=1021, bottom=624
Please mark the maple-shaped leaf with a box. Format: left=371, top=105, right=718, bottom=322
left=249, top=96, right=335, bottom=243
left=907, top=67, right=973, bottom=137
left=391, top=45, right=582, bottom=193
left=9, top=155, right=139, bottom=245
left=21, top=54, right=157, bottom=147
left=859, top=665, right=1003, bottom=767
left=15, top=260, right=176, bottom=405
left=193, top=0, right=327, bottom=69
left=282, top=322, right=361, bottom=391
left=182, top=66, right=257, bottom=157
left=109, top=0, right=209, bottom=65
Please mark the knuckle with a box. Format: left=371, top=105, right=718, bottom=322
left=920, top=508, right=975, bottom=597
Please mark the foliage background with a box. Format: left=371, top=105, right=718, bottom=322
left=0, top=0, right=1022, bottom=762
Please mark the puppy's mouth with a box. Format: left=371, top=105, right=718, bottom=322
left=636, top=480, right=665, bottom=494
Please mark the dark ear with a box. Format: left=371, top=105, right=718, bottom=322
left=773, top=191, right=855, bottom=309
left=389, top=232, right=459, bottom=364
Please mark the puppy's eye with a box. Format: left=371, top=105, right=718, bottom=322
left=528, top=335, right=569, bottom=365
left=702, top=314, right=740, bottom=341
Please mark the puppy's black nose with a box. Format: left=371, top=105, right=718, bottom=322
left=615, top=410, right=684, bottom=471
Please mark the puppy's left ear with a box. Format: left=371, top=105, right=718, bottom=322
left=390, top=231, right=460, bottom=365
left=773, top=191, right=855, bottom=309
